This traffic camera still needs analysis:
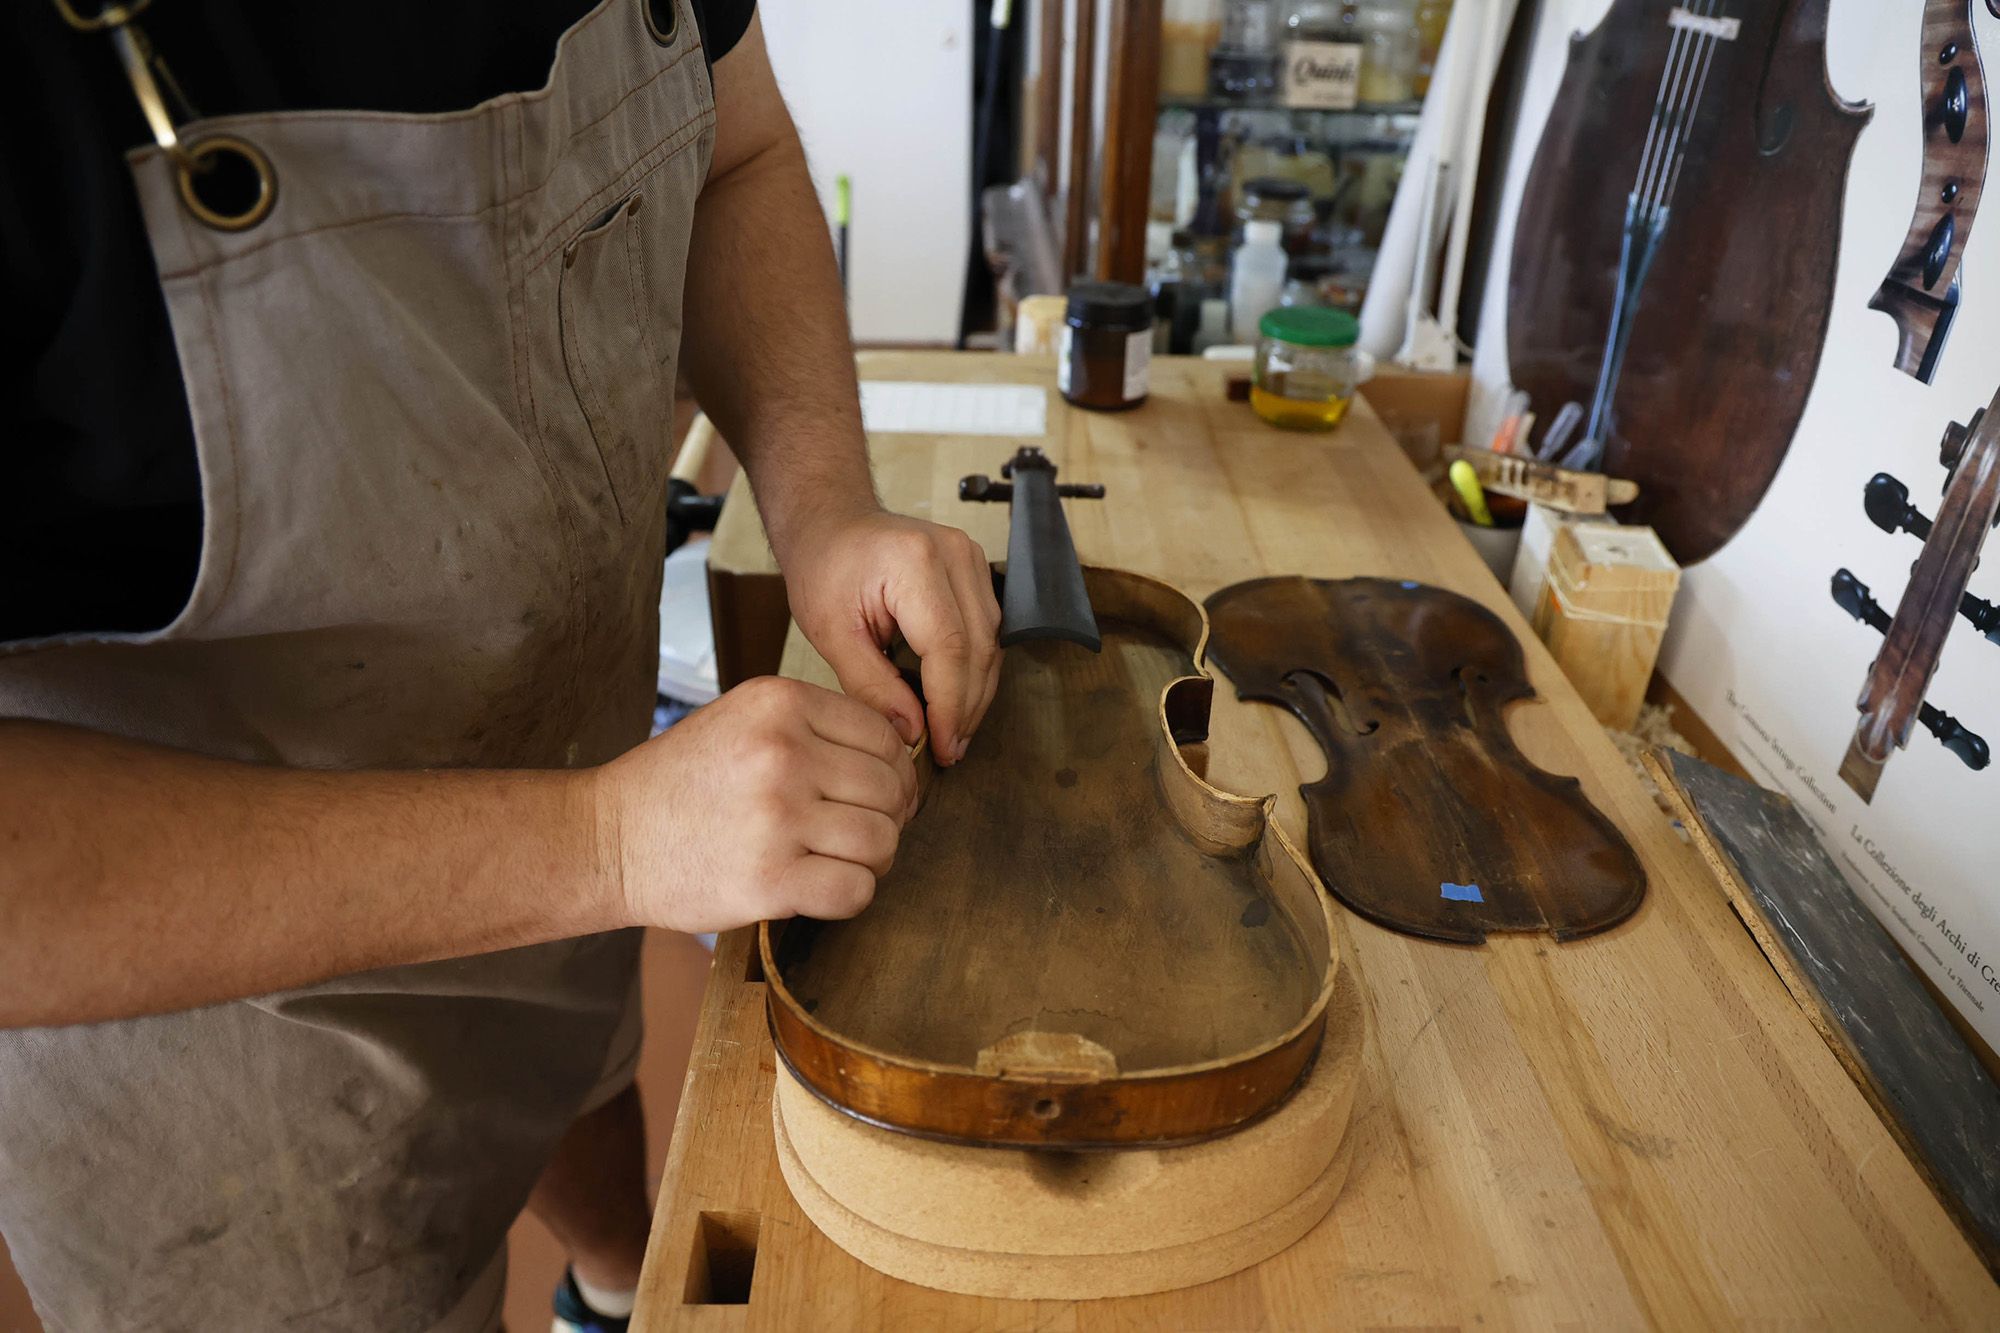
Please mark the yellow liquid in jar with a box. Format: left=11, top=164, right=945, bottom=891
left=1251, top=383, right=1353, bottom=430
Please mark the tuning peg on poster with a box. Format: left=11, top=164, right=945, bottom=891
left=1961, top=588, right=2000, bottom=644
left=1863, top=473, right=1934, bottom=539
left=1921, top=702, right=1990, bottom=770
left=1835, top=565, right=1997, bottom=645
left=1830, top=568, right=1892, bottom=632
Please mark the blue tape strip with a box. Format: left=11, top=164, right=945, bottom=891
left=1440, top=881, right=1484, bottom=903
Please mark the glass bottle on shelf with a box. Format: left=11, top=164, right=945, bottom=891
left=1161, top=0, right=1222, bottom=99
left=1209, top=0, right=1280, bottom=101
left=1166, top=231, right=1232, bottom=353
left=1355, top=0, right=1419, bottom=105
left=1414, top=0, right=1452, bottom=96
left=1236, top=177, right=1317, bottom=256
left=1279, top=1, right=1361, bottom=111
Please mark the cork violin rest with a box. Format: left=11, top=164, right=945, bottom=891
left=1203, top=576, right=1646, bottom=945
left=759, top=566, right=1340, bottom=1149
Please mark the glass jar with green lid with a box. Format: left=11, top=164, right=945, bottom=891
left=1251, top=305, right=1376, bottom=429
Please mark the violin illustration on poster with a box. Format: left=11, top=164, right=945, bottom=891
left=1505, top=0, right=1870, bottom=566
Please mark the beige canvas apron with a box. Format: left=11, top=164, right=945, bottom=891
left=0, top=2, right=714, bottom=1327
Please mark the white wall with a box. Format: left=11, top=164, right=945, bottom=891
left=761, top=3, right=972, bottom=343
left=1471, top=0, right=2000, bottom=1049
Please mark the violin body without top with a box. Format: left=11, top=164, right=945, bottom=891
left=762, top=566, right=1340, bottom=1149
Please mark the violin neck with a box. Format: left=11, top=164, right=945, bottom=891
left=998, top=453, right=1101, bottom=652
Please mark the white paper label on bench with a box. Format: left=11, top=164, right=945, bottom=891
left=860, top=382, right=1049, bottom=437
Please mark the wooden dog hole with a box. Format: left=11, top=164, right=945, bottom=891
left=682, top=1209, right=761, bottom=1305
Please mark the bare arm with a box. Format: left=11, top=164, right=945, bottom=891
left=0, top=719, right=609, bottom=1026
left=678, top=14, right=873, bottom=573
left=678, top=17, right=1002, bottom=763
left=0, top=676, right=913, bottom=1030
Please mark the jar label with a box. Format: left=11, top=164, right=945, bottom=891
left=1124, top=329, right=1151, bottom=402
left=1057, top=324, right=1074, bottom=395
left=1282, top=40, right=1361, bottom=110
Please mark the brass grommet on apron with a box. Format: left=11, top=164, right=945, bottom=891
left=54, top=0, right=279, bottom=231
left=176, top=134, right=278, bottom=231
left=641, top=0, right=678, bottom=46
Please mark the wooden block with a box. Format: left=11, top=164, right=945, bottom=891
left=1013, top=294, right=1067, bottom=355
left=1532, top=523, right=1680, bottom=730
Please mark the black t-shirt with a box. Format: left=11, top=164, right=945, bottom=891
left=2, top=1, right=753, bottom=643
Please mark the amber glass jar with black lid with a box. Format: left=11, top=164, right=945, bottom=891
left=1058, top=281, right=1154, bottom=411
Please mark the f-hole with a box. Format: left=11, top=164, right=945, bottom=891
left=1754, top=0, right=1798, bottom=154
left=1285, top=669, right=1378, bottom=738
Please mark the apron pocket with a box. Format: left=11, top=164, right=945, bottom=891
left=557, top=190, right=673, bottom=526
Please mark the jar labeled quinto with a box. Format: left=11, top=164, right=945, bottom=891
left=1251, top=305, right=1375, bottom=429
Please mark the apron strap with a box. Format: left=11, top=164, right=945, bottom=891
left=51, top=0, right=277, bottom=232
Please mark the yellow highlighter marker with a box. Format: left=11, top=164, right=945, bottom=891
left=1449, top=459, right=1494, bottom=528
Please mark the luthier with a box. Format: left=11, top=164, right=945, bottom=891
left=13, top=5, right=2000, bottom=1329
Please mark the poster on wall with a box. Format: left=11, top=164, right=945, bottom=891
left=1471, top=0, right=2000, bottom=1049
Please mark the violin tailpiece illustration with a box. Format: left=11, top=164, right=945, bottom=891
left=1833, top=386, right=2000, bottom=801
left=1203, top=577, right=1647, bottom=945
left=1506, top=0, right=1865, bottom=565
left=1870, top=0, right=1989, bottom=383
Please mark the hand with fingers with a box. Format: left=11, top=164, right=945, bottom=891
left=598, top=507, right=998, bottom=931
left=595, top=675, right=922, bottom=933
left=779, top=509, right=1003, bottom=767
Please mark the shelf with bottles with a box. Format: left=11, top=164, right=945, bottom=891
left=1156, top=95, right=1423, bottom=123
left=1141, top=1, right=1448, bottom=354
left=1162, top=0, right=1451, bottom=113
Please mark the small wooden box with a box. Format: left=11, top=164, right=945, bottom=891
left=1531, top=523, right=1681, bottom=731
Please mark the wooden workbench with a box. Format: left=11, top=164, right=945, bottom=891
left=633, top=352, right=1999, bottom=1328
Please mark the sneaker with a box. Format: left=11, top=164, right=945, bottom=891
left=551, top=1268, right=631, bottom=1333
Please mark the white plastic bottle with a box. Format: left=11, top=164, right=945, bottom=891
left=1229, top=220, right=1288, bottom=344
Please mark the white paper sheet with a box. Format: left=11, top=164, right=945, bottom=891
left=859, top=381, right=1048, bottom=437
